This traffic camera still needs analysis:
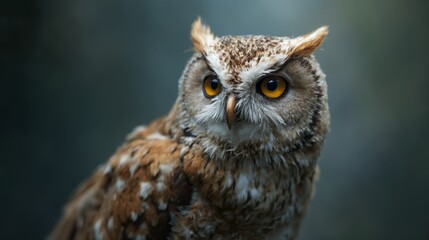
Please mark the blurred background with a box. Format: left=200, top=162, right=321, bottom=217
left=2, top=0, right=429, bottom=239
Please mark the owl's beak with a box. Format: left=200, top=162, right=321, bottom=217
left=226, top=94, right=236, bottom=130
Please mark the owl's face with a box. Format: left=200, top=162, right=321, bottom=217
left=177, top=19, right=329, bottom=152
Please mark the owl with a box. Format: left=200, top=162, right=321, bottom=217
left=49, top=18, right=329, bottom=240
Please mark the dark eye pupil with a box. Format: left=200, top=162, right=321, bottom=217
left=266, top=79, right=277, bottom=91
left=210, top=79, right=219, bottom=89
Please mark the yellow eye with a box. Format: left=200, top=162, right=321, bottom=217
left=203, top=76, right=222, bottom=98
left=257, top=75, right=288, bottom=99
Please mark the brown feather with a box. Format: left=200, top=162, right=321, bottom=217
left=290, top=26, right=329, bottom=57
left=49, top=118, right=192, bottom=240
left=190, top=17, right=215, bottom=53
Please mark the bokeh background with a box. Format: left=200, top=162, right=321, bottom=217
left=2, top=0, right=429, bottom=239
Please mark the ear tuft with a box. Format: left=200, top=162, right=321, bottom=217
left=191, top=17, right=215, bottom=53
left=290, top=26, right=329, bottom=56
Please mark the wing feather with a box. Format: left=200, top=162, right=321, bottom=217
left=49, top=118, right=192, bottom=240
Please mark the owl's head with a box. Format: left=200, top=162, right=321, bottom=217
left=176, top=19, right=329, bottom=158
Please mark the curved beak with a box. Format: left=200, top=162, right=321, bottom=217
left=226, top=94, right=236, bottom=130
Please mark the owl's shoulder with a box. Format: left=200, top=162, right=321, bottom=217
left=49, top=118, right=192, bottom=240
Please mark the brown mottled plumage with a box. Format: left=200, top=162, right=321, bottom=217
left=50, top=18, right=329, bottom=239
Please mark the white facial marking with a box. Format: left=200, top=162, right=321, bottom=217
left=205, top=51, right=232, bottom=83
left=195, top=82, right=285, bottom=145
left=139, top=182, right=153, bottom=199
left=238, top=52, right=287, bottom=83
left=195, top=98, right=226, bottom=126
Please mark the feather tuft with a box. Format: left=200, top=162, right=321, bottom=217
left=191, top=17, right=216, bottom=53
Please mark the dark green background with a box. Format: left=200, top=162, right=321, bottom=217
left=2, top=0, right=428, bottom=239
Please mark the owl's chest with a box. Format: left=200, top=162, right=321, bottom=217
left=192, top=159, right=316, bottom=233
